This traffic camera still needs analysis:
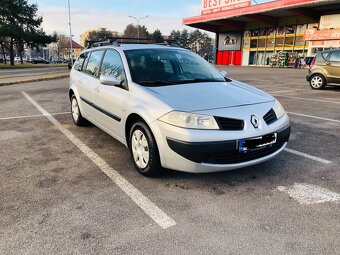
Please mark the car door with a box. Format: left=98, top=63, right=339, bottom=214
left=91, top=49, right=128, bottom=140
left=326, top=51, right=340, bottom=83
left=79, top=50, right=105, bottom=121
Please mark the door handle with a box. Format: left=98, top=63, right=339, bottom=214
left=94, top=86, right=100, bottom=92
left=326, top=62, right=332, bottom=66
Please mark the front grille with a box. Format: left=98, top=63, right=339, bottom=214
left=263, top=109, right=277, bottom=125
left=214, top=116, right=244, bottom=131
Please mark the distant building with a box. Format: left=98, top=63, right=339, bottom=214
left=48, top=36, right=84, bottom=60
left=80, top=29, right=119, bottom=47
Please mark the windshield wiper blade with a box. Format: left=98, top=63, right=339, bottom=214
left=175, top=78, right=224, bottom=84
left=138, top=80, right=177, bottom=86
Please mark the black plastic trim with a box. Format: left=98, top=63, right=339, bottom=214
left=167, top=124, right=291, bottom=164
left=80, top=96, right=121, bottom=122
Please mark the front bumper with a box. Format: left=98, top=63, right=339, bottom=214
left=167, top=125, right=290, bottom=165
left=150, top=110, right=290, bottom=173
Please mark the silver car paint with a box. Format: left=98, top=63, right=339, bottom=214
left=69, top=44, right=290, bottom=173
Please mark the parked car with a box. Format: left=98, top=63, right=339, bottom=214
left=14, top=56, right=21, bottom=63
left=52, top=58, right=68, bottom=63
left=306, top=49, right=340, bottom=89
left=69, top=43, right=290, bottom=177
left=31, top=58, right=50, bottom=64
left=0, top=57, right=4, bottom=63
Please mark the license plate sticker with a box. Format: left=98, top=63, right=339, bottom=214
left=239, top=133, right=277, bottom=153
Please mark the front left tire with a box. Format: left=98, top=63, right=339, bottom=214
left=129, top=121, right=162, bottom=177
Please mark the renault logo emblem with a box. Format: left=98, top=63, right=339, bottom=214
left=251, top=115, right=259, bottom=128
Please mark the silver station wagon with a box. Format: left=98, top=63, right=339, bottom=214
left=69, top=39, right=290, bottom=177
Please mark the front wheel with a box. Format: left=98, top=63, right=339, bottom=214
left=310, top=74, right=326, bottom=90
left=129, top=121, right=162, bottom=177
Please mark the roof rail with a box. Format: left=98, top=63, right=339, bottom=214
left=85, top=37, right=178, bottom=49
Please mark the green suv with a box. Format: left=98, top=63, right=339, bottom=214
left=306, top=49, right=340, bottom=89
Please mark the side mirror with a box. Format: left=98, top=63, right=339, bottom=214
left=99, top=75, right=124, bottom=87
left=220, top=70, right=228, bottom=78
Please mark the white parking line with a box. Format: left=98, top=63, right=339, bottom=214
left=277, top=183, right=340, bottom=205
left=272, top=95, right=340, bottom=104
left=284, top=148, right=332, bottom=164
left=287, top=112, right=340, bottom=123
left=22, top=91, right=176, bottom=230
left=0, top=112, right=71, bottom=120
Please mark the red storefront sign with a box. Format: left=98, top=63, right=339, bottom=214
left=201, top=0, right=251, bottom=15
left=304, top=29, right=340, bottom=41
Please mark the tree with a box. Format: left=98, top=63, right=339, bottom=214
left=123, top=24, right=149, bottom=39
left=150, top=29, right=163, bottom=42
left=180, top=29, right=190, bottom=49
left=85, top=28, right=114, bottom=46
left=170, top=30, right=181, bottom=44
left=0, top=0, right=56, bottom=65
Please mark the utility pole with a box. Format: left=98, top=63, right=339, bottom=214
left=128, top=15, right=149, bottom=41
left=68, top=0, right=73, bottom=65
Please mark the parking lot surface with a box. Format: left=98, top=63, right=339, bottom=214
left=1, top=66, right=339, bottom=255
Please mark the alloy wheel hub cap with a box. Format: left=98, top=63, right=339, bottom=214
left=131, top=130, right=150, bottom=169
left=72, top=99, right=79, bottom=121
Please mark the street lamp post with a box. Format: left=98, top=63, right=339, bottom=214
left=67, top=0, right=73, bottom=65
left=128, top=15, right=149, bottom=40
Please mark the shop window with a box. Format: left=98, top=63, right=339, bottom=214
left=266, top=28, right=276, bottom=36
left=277, top=26, right=285, bottom=36
left=251, top=29, right=259, bottom=37
left=266, top=38, right=275, bottom=48
left=295, top=36, right=305, bottom=46
left=285, top=25, right=296, bottom=35
left=250, top=39, right=258, bottom=48
left=258, top=39, right=266, bottom=48
left=284, top=37, right=294, bottom=47
left=276, top=38, right=284, bottom=47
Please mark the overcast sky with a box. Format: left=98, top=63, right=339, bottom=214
left=34, top=0, right=274, bottom=43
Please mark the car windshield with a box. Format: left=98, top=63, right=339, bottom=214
left=124, top=48, right=225, bottom=86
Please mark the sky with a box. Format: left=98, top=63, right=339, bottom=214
left=33, top=0, right=274, bottom=43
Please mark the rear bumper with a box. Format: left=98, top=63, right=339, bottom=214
left=167, top=125, right=290, bottom=165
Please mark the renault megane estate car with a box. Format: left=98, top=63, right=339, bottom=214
left=69, top=42, right=290, bottom=176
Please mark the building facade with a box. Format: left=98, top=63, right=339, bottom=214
left=80, top=28, right=119, bottom=47
left=183, top=0, right=340, bottom=66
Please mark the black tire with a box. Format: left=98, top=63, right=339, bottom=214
left=129, top=121, right=162, bottom=177
left=309, top=74, right=326, bottom=90
left=71, top=95, right=87, bottom=126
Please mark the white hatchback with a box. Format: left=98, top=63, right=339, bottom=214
left=69, top=43, right=290, bottom=176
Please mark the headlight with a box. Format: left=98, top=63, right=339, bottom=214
left=159, top=111, right=219, bottom=130
left=273, top=100, right=285, bottom=119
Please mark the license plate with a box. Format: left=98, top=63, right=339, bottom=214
left=239, top=133, right=277, bottom=153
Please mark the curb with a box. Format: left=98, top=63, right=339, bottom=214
left=0, top=74, right=70, bottom=86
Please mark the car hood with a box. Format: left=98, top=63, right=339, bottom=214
left=145, top=80, right=274, bottom=112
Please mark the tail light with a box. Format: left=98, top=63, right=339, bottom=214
left=310, top=59, right=316, bottom=66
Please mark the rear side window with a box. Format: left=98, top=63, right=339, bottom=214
left=84, top=50, right=104, bottom=77
left=74, top=52, right=88, bottom=71
left=321, top=52, right=330, bottom=60
left=100, top=50, right=126, bottom=80
left=329, top=51, right=340, bottom=62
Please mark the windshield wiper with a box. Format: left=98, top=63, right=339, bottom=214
left=137, top=80, right=178, bottom=86
left=175, top=78, right=224, bottom=84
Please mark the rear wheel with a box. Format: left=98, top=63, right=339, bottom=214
left=129, top=121, right=161, bottom=177
left=71, top=95, right=87, bottom=126
left=310, top=74, right=326, bottom=90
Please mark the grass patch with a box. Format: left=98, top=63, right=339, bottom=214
left=0, top=63, right=67, bottom=69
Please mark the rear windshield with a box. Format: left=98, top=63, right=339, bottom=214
left=124, top=48, right=225, bottom=86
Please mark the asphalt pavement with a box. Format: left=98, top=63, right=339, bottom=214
left=0, top=67, right=339, bottom=255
